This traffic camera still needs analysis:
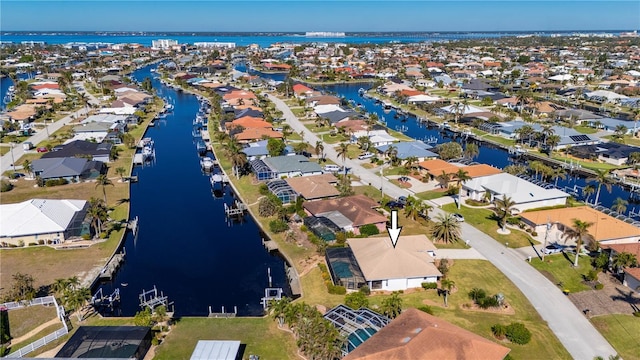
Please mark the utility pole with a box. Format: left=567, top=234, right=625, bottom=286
left=542, top=218, right=551, bottom=261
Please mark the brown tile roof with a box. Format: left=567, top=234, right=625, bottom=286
left=6, top=104, right=37, bottom=121
left=419, top=159, right=459, bottom=177
left=344, top=308, right=511, bottom=360
left=223, top=90, right=257, bottom=101
left=463, top=164, right=502, bottom=178
left=601, top=243, right=640, bottom=259
left=625, top=267, right=640, bottom=282
left=234, top=128, right=283, bottom=141
left=293, top=84, right=313, bottom=95
left=348, top=235, right=440, bottom=281
left=285, top=174, right=339, bottom=200
left=229, top=117, right=272, bottom=129
left=520, top=206, right=640, bottom=242
left=303, top=195, right=386, bottom=227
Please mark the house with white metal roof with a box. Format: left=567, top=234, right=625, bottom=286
left=0, top=199, right=89, bottom=246
left=376, top=141, right=438, bottom=161
left=462, top=173, right=569, bottom=212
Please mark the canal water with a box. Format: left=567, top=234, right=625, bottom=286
left=238, top=64, right=638, bottom=216
left=95, top=64, right=289, bottom=317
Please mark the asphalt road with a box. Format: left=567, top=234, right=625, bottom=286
left=1, top=84, right=101, bottom=174
left=269, top=93, right=618, bottom=359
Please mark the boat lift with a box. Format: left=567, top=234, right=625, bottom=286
left=91, top=288, right=120, bottom=308
left=139, top=286, right=172, bottom=312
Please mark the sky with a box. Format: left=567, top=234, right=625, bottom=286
left=1, top=1, right=639, bottom=32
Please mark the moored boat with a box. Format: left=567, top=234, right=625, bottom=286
left=200, top=156, right=216, bottom=171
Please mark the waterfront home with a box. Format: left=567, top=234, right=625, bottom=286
left=521, top=206, right=640, bottom=245
left=600, top=243, right=640, bottom=285
left=568, top=142, right=640, bottom=165
left=73, top=121, right=127, bottom=144
left=495, top=122, right=600, bottom=150
left=419, top=159, right=502, bottom=184
left=376, top=141, right=439, bottom=161
left=586, top=117, right=637, bottom=134
left=305, top=94, right=341, bottom=108
left=241, top=140, right=293, bottom=161
left=343, top=308, right=511, bottom=360
left=0, top=199, right=89, bottom=247
left=319, top=109, right=360, bottom=125
left=41, top=140, right=112, bottom=163
left=234, top=108, right=264, bottom=119
left=350, top=129, right=397, bottom=147
left=623, top=268, right=640, bottom=293
left=303, top=195, right=387, bottom=235
left=285, top=173, right=340, bottom=200
left=234, top=127, right=284, bottom=143
left=31, top=157, right=104, bottom=182
left=190, top=340, right=241, bottom=360
left=251, top=154, right=323, bottom=180
left=345, top=235, right=441, bottom=291
left=227, top=116, right=272, bottom=131
left=292, top=84, right=314, bottom=98
left=462, top=173, right=569, bottom=212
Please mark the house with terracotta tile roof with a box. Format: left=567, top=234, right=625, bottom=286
left=234, top=128, right=283, bottom=143
left=292, top=84, right=314, bottom=98
left=227, top=116, right=272, bottom=132
left=303, top=195, right=387, bottom=235
left=521, top=206, right=640, bottom=245
left=343, top=308, right=511, bottom=360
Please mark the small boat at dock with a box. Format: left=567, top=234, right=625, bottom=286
left=196, top=140, right=207, bottom=155
left=201, top=157, right=216, bottom=171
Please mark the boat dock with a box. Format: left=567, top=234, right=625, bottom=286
left=99, top=251, right=125, bottom=280
left=287, top=266, right=302, bottom=296
left=139, top=286, right=172, bottom=311
left=262, top=238, right=278, bottom=251
left=224, top=200, right=248, bottom=217
left=208, top=306, right=237, bottom=318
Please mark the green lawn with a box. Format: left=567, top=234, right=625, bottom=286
left=602, top=135, right=640, bottom=147
left=574, top=126, right=598, bottom=134
left=8, top=323, right=64, bottom=355
left=154, top=317, right=299, bottom=360
left=591, top=314, right=640, bottom=360
left=529, top=256, right=593, bottom=293
left=550, top=154, right=621, bottom=171
left=7, top=305, right=57, bottom=339
left=416, top=190, right=448, bottom=200
left=441, top=203, right=539, bottom=248
left=323, top=134, right=350, bottom=144
left=364, top=260, right=571, bottom=359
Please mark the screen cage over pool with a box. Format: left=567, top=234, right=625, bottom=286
left=55, top=326, right=152, bottom=359
left=325, top=247, right=366, bottom=290
left=266, top=179, right=298, bottom=204
left=303, top=216, right=342, bottom=242
left=323, top=304, right=390, bottom=356
left=250, top=159, right=275, bottom=181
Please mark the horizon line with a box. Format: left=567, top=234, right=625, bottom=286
left=3, top=29, right=637, bottom=33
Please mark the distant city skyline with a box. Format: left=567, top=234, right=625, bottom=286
left=2, top=1, right=639, bottom=33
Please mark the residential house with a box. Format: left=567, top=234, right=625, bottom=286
left=251, top=154, right=323, bottom=180
left=623, top=268, right=640, bottom=293
left=346, top=235, right=441, bottom=291
left=343, top=308, right=511, bottom=360
left=0, top=199, right=89, bottom=246
left=241, top=140, right=293, bottom=161
left=350, top=129, right=397, bottom=147
left=303, top=195, right=387, bottom=235
left=285, top=174, right=340, bottom=200
left=521, top=207, right=640, bottom=245
left=31, top=157, right=104, bottom=182
left=569, top=142, right=640, bottom=166
left=376, top=141, right=439, bottom=161
left=462, top=173, right=569, bottom=212
left=41, top=140, right=112, bottom=163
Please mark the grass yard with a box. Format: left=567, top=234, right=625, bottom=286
left=416, top=189, right=448, bottom=200
left=362, top=260, right=571, bottom=359
left=7, top=305, right=58, bottom=339
left=154, top=317, right=299, bottom=360
left=591, top=314, right=640, bottom=360
left=442, top=203, right=539, bottom=248
left=8, top=323, right=65, bottom=355
left=574, top=125, right=599, bottom=134
left=323, top=133, right=350, bottom=144
left=550, top=153, right=621, bottom=171
left=529, top=256, right=593, bottom=293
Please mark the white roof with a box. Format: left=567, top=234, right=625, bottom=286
left=586, top=90, right=628, bottom=101
left=369, top=133, right=398, bottom=144
left=408, top=94, right=441, bottom=103
left=313, top=104, right=345, bottom=114
left=440, top=104, right=486, bottom=115
left=190, top=340, right=241, bottom=360
left=348, top=235, right=441, bottom=281
left=0, top=199, right=87, bottom=237
left=463, top=173, right=569, bottom=206
left=548, top=74, right=573, bottom=81
left=99, top=107, right=137, bottom=115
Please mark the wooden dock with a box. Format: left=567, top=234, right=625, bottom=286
left=99, top=252, right=125, bottom=280
left=262, top=238, right=278, bottom=251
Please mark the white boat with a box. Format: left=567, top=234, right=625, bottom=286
left=210, top=174, right=223, bottom=185
left=200, top=157, right=215, bottom=171
left=149, top=121, right=155, bottom=127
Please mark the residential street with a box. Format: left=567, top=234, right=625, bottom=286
left=1, top=84, right=100, bottom=174
left=269, top=93, right=618, bottom=359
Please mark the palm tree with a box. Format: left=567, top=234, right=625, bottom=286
left=515, top=90, right=532, bottom=114
left=435, top=170, right=452, bottom=189
left=314, top=141, right=324, bottom=160
left=552, top=167, right=566, bottom=187
left=612, top=197, right=628, bottom=214
left=440, top=278, right=455, bottom=307
left=384, top=145, right=398, bottom=165
left=545, top=134, right=561, bottom=152
left=463, top=142, right=479, bottom=160
left=587, top=169, right=613, bottom=206
left=115, top=167, right=126, bottom=181
left=63, top=287, right=91, bottom=321
left=381, top=292, right=403, bottom=319
left=404, top=156, right=418, bottom=172
left=336, top=142, right=349, bottom=172
left=454, top=169, right=471, bottom=209
left=403, top=196, right=421, bottom=221
left=563, top=219, right=594, bottom=267
left=451, top=99, right=468, bottom=124
left=582, top=184, right=595, bottom=204
left=51, top=278, right=70, bottom=298
left=95, top=174, right=114, bottom=204
left=22, top=159, right=32, bottom=177
left=611, top=252, right=638, bottom=273
left=431, top=213, right=462, bottom=244
left=269, top=297, right=292, bottom=327
left=494, top=195, right=516, bottom=231
left=87, top=197, right=108, bottom=237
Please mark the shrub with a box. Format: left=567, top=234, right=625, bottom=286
left=0, top=180, right=13, bottom=192
left=335, top=232, right=347, bottom=245
left=82, top=233, right=91, bottom=240
left=506, top=217, right=521, bottom=225
left=345, top=291, right=369, bottom=309
left=633, top=311, right=640, bottom=317
left=328, top=285, right=346, bottom=295
left=28, top=242, right=37, bottom=246
left=269, top=219, right=289, bottom=233
left=38, top=240, right=44, bottom=245
left=258, top=183, right=270, bottom=195
left=359, top=224, right=380, bottom=237
left=418, top=305, right=434, bottom=315
left=491, top=324, right=507, bottom=339
left=592, top=252, right=609, bottom=270
left=359, top=285, right=371, bottom=295
left=422, top=282, right=438, bottom=290
left=505, top=322, right=532, bottom=345
left=478, top=296, right=500, bottom=309
left=45, top=178, right=69, bottom=187
left=594, top=283, right=604, bottom=290
left=468, top=288, right=487, bottom=302
left=300, top=225, right=308, bottom=232
left=585, top=269, right=599, bottom=282
left=531, top=231, right=538, bottom=237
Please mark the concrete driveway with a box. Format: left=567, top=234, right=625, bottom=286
left=269, top=93, right=617, bottom=359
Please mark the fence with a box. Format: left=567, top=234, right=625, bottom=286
left=2, top=296, right=68, bottom=358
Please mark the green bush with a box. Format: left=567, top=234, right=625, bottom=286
left=418, top=305, right=434, bottom=315
left=633, top=311, right=640, bottom=317
left=478, top=296, right=500, bottom=309
left=300, top=225, right=308, bottom=232
left=328, top=284, right=346, bottom=295
left=491, top=324, right=507, bottom=339
left=0, top=180, right=13, bottom=192
left=468, top=288, right=487, bottom=301
left=505, top=322, right=532, bottom=345
left=45, top=178, right=69, bottom=187
left=531, top=231, right=538, bottom=237
left=258, top=183, right=270, bottom=195
left=269, top=219, right=289, bottom=233
left=345, top=291, right=369, bottom=309
left=594, top=283, right=604, bottom=290
left=82, top=233, right=91, bottom=240
left=359, top=224, right=380, bottom=237
left=586, top=269, right=599, bottom=282
left=359, top=285, right=371, bottom=295
left=421, top=282, right=438, bottom=290
left=592, top=252, right=609, bottom=270
left=506, top=217, right=521, bottom=225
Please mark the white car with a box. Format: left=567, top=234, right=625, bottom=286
left=324, top=164, right=341, bottom=172
left=451, top=213, right=465, bottom=222
left=358, top=152, right=374, bottom=160
left=542, top=243, right=563, bottom=254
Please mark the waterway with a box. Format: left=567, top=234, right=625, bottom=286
left=238, top=64, right=640, bottom=218
left=95, top=63, right=289, bottom=317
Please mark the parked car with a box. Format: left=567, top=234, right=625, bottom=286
left=451, top=213, right=465, bottom=222
left=542, top=243, right=563, bottom=254
left=386, top=200, right=405, bottom=209
left=36, top=147, right=48, bottom=153
left=397, top=196, right=407, bottom=205
left=358, top=152, right=374, bottom=160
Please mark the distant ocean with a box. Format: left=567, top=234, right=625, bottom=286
left=0, top=31, right=625, bottom=47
